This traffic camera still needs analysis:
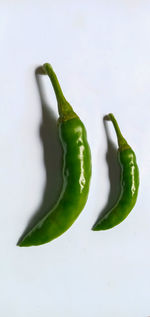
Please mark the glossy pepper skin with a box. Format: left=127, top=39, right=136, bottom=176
left=18, top=64, right=91, bottom=247
left=92, top=113, right=139, bottom=230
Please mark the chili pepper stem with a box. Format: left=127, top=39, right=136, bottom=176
left=43, top=63, right=76, bottom=120
left=105, top=113, right=130, bottom=150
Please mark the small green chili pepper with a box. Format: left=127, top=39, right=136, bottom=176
left=18, top=64, right=91, bottom=247
left=92, top=113, right=139, bottom=231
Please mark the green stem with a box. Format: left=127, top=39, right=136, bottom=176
left=43, top=63, right=75, bottom=119
left=105, top=113, right=129, bottom=150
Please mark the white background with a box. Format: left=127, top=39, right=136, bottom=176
left=0, top=1, right=150, bottom=316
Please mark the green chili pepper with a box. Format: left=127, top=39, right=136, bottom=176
left=92, top=113, right=139, bottom=231
left=18, top=64, right=91, bottom=247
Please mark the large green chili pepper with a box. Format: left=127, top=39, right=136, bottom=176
left=92, top=113, right=139, bottom=230
left=18, top=64, right=91, bottom=247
